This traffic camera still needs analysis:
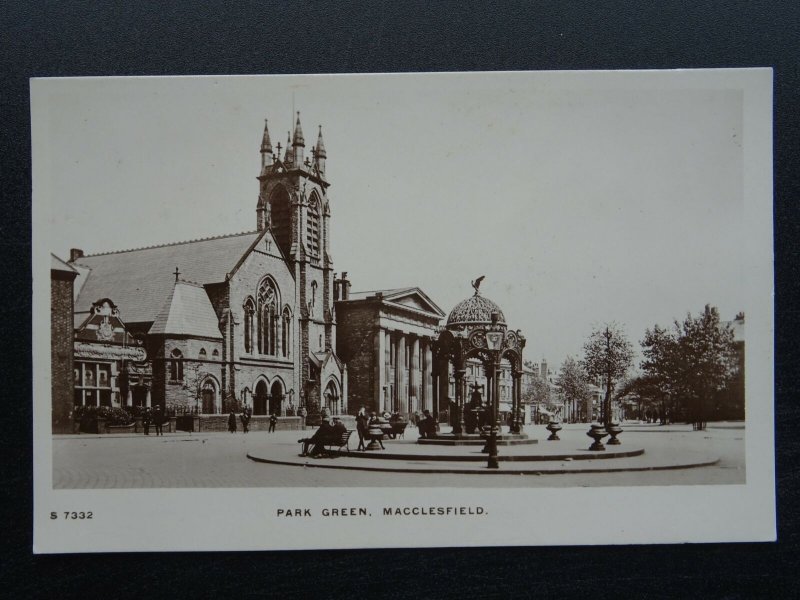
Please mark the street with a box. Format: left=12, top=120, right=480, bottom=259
left=52, top=422, right=745, bottom=489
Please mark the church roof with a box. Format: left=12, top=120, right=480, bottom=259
left=149, top=280, right=223, bottom=339
left=72, top=231, right=261, bottom=324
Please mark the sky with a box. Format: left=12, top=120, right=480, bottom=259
left=35, top=71, right=751, bottom=370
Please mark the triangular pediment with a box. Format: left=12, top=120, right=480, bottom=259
left=382, top=288, right=446, bottom=318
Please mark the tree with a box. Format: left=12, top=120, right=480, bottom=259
left=675, top=305, right=738, bottom=429
left=581, top=323, right=634, bottom=426
left=640, top=324, right=680, bottom=424
left=641, top=305, right=738, bottom=429
left=556, top=356, right=592, bottom=422
left=615, top=374, right=661, bottom=423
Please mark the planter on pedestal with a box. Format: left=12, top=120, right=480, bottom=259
left=586, top=422, right=609, bottom=451
left=606, top=422, right=623, bottom=445
left=545, top=420, right=562, bottom=441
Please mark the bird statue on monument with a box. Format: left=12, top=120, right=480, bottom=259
left=471, top=275, right=485, bottom=294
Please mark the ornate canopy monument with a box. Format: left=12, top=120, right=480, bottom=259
left=430, top=277, right=526, bottom=468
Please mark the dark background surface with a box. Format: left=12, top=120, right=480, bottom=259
left=2, top=1, right=798, bottom=597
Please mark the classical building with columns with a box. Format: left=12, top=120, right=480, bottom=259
left=335, top=286, right=445, bottom=416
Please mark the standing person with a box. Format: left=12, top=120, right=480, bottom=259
left=142, top=407, right=151, bottom=436
left=356, top=410, right=368, bottom=451
left=153, top=406, right=164, bottom=436
left=240, top=410, right=250, bottom=434
left=228, top=410, right=237, bottom=433
left=268, top=413, right=277, bottom=433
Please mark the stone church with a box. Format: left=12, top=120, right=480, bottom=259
left=62, top=114, right=346, bottom=420
left=52, top=113, right=528, bottom=432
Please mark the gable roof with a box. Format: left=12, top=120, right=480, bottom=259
left=148, top=280, right=223, bottom=339
left=72, top=231, right=263, bottom=324
left=51, top=253, right=77, bottom=273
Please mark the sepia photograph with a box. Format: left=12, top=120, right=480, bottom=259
left=32, top=69, right=774, bottom=552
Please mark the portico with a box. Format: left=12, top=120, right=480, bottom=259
left=335, top=286, right=445, bottom=417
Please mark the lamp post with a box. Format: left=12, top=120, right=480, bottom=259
left=484, top=311, right=505, bottom=469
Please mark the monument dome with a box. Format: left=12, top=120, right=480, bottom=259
left=446, top=292, right=507, bottom=329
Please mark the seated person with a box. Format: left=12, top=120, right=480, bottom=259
left=418, top=409, right=437, bottom=439
left=299, top=417, right=336, bottom=456
left=331, top=416, right=347, bottom=437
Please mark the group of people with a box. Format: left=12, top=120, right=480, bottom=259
left=228, top=410, right=251, bottom=433
left=298, top=416, right=347, bottom=457
left=350, top=408, right=437, bottom=451
left=141, top=406, right=166, bottom=436
left=226, top=409, right=279, bottom=433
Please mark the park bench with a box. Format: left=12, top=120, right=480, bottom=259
left=324, top=429, right=353, bottom=454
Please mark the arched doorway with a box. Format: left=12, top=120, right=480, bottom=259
left=324, top=380, right=340, bottom=415
left=200, top=378, right=217, bottom=414
left=132, top=386, right=148, bottom=407
left=269, top=381, right=284, bottom=416
left=254, top=380, right=268, bottom=416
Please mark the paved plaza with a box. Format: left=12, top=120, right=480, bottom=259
left=52, top=422, right=745, bottom=489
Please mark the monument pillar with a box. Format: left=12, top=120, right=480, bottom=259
left=453, top=369, right=465, bottom=435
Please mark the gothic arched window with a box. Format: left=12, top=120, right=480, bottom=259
left=281, top=307, right=291, bottom=358
left=257, top=279, right=279, bottom=356
left=198, top=348, right=207, bottom=360
left=243, top=297, right=255, bottom=353
left=170, top=349, right=184, bottom=382
left=306, top=195, right=320, bottom=258
left=269, top=186, right=292, bottom=258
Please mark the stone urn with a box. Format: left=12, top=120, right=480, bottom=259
left=586, top=422, right=609, bottom=451
left=545, top=420, right=562, bottom=441
left=606, top=421, right=623, bottom=445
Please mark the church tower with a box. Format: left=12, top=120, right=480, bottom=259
left=256, top=113, right=336, bottom=411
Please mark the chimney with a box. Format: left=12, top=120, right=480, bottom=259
left=341, top=272, right=350, bottom=300
left=70, top=248, right=84, bottom=262
left=333, top=273, right=340, bottom=301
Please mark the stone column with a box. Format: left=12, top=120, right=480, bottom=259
left=395, top=334, right=405, bottom=414
left=146, top=388, right=152, bottom=408
left=424, top=340, right=433, bottom=412
left=374, top=328, right=386, bottom=415
left=512, top=371, right=523, bottom=433
left=438, top=360, right=450, bottom=422
left=431, top=353, right=438, bottom=416
left=409, top=336, right=419, bottom=416
left=384, top=331, right=392, bottom=413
